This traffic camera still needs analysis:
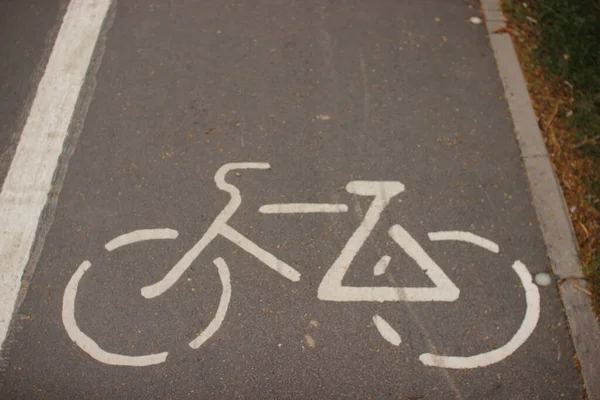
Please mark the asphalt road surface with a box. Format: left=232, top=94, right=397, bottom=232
left=0, top=0, right=584, bottom=399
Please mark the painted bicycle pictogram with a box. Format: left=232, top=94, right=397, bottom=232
left=62, top=162, right=540, bottom=368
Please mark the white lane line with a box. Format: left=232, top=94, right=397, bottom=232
left=259, top=204, right=348, bottom=214
left=373, top=315, right=401, bottom=346
left=105, top=229, right=179, bottom=251
left=373, top=255, right=391, bottom=276
left=189, top=258, right=231, bottom=349
left=428, top=231, right=500, bottom=253
left=62, top=261, right=169, bottom=366
left=419, top=260, right=540, bottom=369
left=0, top=0, right=111, bottom=349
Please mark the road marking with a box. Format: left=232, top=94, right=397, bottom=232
left=140, top=162, right=301, bottom=299
left=57, top=161, right=538, bottom=368
left=373, top=315, right=401, bottom=345
left=428, top=231, right=500, bottom=253
left=189, top=258, right=231, bottom=349
left=373, top=255, right=391, bottom=276
left=318, top=181, right=460, bottom=302
left=62, top=261, right=169, bottom=366
left=419, top=260, right=540, bottom=368
left=220, top=225, right=301, bottom=282
left=259, top=203, right=348, bottom=214
left=63, top=248, right=232, bottom=366
left=105, top=229, right=179, bottom=251
left=0, top=0, right=111, bottom=350
left=318, top=181, right=459, bottom=302
left=140, top=163, right=270, bottom=298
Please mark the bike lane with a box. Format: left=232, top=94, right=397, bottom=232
left=0, top=0, right=583, bottom=398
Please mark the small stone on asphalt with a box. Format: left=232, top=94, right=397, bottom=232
left=534, top=272, right=553, bottom=287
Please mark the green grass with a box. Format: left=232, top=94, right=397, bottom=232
left=505, top=0, right=600, bottom=154
left=503, top=0, right=600, bottom=313
left=538, top=0, right=600, bottom=156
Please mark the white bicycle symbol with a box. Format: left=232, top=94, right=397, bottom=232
left=62, top=162, right=540, bottom=369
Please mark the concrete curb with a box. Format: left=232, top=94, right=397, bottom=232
left=481, top=1, right=600, bottom=398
